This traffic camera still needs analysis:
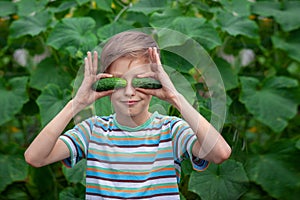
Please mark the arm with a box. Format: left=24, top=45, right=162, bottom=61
left=24, top=51, right=113, bottom=167
left=137, top=47, right=231, bottom=164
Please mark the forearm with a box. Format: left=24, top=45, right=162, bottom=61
left=24, top=100, right=82, bottom=166
left=173, top=94, right=231, bottom=163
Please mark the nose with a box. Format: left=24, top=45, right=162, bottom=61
left=124, top=80, right=136, bottom=97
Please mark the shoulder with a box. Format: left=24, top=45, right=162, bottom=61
left=153, top=112, right=188, bottom=127
left=76, top=114, right=115, bottom=128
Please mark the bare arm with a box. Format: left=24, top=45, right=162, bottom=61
left=137, top=47, right=231, bottom=164
left=24, top=51, right=113, bottom=167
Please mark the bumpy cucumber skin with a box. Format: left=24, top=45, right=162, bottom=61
left=132, top=78, right=162, bottom=89
left=92, top=78, right=127, bottom=91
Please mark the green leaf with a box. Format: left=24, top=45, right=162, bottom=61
left=0, top=154, right=28, bottom=193
left=128, top=0, right=168, bottom=15
left=62, top=159, right=86, bottom=185
left=0, top=1, right=17, bottom=17
left=29, top=58, right=73, bottom=90
left=189, top=160, right=249, bottom=200
left=26, top=165, right=57, bottom=200
left=59, top=185, right=85, bottom=200
left=15, top=0, right=48, bottom=16
left=252, top=1, right=300, bottom=32
left=95, top=0, right=112, bottom=12
left=272, top=30, right=300, bottom=62
left=95, top=96, right=113, bottom=116
left=96, top=22, right=135, bottom=41
left=0, top=77, right=29, bottom=126
left=169, top=17, right=222, bottom=50
left=215, top=58, right=239, bottom=91
left=239, top=76, right=299, bottom=132
left=47, top=17, right=97, bottom=51
left=296, top=139, right=300, bottom=150
left=150, top=8, right=182, bottom=28
left=219, top=0, right=253, bottom=17
left=36, top=84, right=71, bottom=126
left=49, top=1, right=78, bottom=13
left=9, top=11, right=52, bottom=38
left=216, top=11, right=258, bottom=38
left=245, top=140, right=300, bottom=200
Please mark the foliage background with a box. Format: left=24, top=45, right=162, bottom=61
left=0, top=0, right=300, bottom=199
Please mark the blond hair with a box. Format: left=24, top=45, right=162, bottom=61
left=100, top=31, right=159, bottom=72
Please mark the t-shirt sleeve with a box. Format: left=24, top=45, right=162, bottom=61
left=171, top=119, right=209, bottom=171
left=59, top=118, right=92, bottom=168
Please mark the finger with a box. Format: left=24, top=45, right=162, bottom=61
left=148, top=47, right=154, bottom=63
left=95, top=90, right=114, bottom=99
left=96, top=73, right=113, bottom=80
left=84, top=57, right=89, bottom=76
left=153, top=47, right=161, bottom=65
left=136, top=72, right=156, bottom=79
left=87, top=51, right=93, bottom=75
left=135, top=87, right=159, bottom=96
left=92, top=51, right=98, bottom=74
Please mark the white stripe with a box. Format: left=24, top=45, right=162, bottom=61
left=86, top=176, right=177, bottom=188
left=60, top=135, right=77, bottom=167
left=87, top=159, right=174, bottom=171
left=89, top=141, right=172, bottom=153
left=75, top=127, right=88, bottom=155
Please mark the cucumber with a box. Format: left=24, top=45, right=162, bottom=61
left=132, top=77, right=162, bottom=89
left=92, top=77, right=127, bottom=91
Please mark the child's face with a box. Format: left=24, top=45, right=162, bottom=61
left=106, top=56, right=153, bottom=122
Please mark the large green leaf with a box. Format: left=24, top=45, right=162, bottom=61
left=215, top=58, right=239, bottom=91
left=189, top=160, right=249, bottom=200
left=95, top=0, right=112, bottom=12
left=216, top=11, right=258, bottom=38
left=36, top=84, right=71, bottom=126
left=0, top=77, right=29, bottom=126
left=29, top=58, right=73, bottom=90
left=0, top=1, right=17, bottom=17
left=169, top=17, right=222, bottom=50
left=272, top=30, right=300, bottom=63
left=9, top=11, right=52, bottom=38
left=59, top=185, right=85, bottom=200
left=15, top=0, right=48, bottom=16
left=150, top=8, right=182, bottom=28
left=26, top=165, right=58, bottom=200
left=62, top=159, right=86, bottom=185
left=47, top=17, right=97, bottom=51
left=0, top=154, right=29, bottom=193
left=97, top=22, right=135, bottom=41
left=239, top=76, right=299, bottom=132
left=252, top=1, right=300, bottom=32
left=219, top=0, right=253, bottom=17
left=245, top=140, right=300, bottom=200
left=128, top=0, right=169, bottom=15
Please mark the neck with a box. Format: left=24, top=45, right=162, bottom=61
left=116, top=112, right=152, bottom=128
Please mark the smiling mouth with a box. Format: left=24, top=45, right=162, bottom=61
left=121, top=100, right=140, bottom=105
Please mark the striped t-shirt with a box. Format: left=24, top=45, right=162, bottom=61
left=59, top=111, right=209, bottom=199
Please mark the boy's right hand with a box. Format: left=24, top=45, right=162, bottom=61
left=72, top=51, right=114, bottom=111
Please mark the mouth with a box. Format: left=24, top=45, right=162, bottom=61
left=121, top=100, right=141, bottom=106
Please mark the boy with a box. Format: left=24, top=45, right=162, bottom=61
left=25, top=31, right=231, bottom=199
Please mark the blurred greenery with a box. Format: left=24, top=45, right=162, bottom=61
left=0, top=0, right=299, bottom=199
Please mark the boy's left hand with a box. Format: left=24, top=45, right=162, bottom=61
left=136, top=47, right=179, bottom=105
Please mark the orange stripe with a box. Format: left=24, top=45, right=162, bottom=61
left=87, top=183, right=178, bottom=193
left=86, top=167, right=174, bottom=176
left=89, top=148, right=172, bottom=157
left=93, top=129, right=170, bottom=141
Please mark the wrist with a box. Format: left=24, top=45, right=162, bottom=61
left=171, top=92, right=184, bottom=111
left=69, top=99, right=86, bottom=116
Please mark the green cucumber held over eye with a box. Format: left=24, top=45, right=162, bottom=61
left=92, top=77, right=127, bottom=91
left=132, top=77, right=162, bottom=89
